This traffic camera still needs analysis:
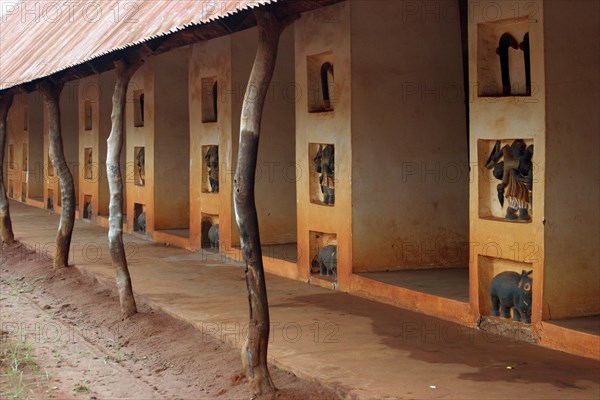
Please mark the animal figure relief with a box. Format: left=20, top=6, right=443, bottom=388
left=136, top=147, right=145, bottom=186
left=314, top=145, right=335, bottom=205
left=311, top=245, right=337, bottom=278
left=490, top=270, right=533, bottom=324
left=208, top=223, right=219, bottom=248
left=485, top=140, right=533, bottom=221
left=204, top=146, right=219, bottom=193
left=83, top=202, right=92, bottom=219
left=137, top=211, right=146, bottom=233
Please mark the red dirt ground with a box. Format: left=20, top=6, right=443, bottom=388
left=0, top=241, right=344, bottom=399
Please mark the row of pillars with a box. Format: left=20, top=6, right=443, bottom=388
left=0, top=9, right=297, bottom=399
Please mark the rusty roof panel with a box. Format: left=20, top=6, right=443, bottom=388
left=0, top=0, right=276, bottom=90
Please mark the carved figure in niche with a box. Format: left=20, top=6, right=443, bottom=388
left=497, top=33, right=519, bottom=96
left=485, top=140, right=533, bottom=221
left=204, top=146, right=219, bottom=193
left=84, top=201, right=92, bottom=219
left=137, top=210, right=146, bottom=233
left=520, top=33, right=531, bottom=96
left=490, top=270, right=532, bottom=323
left=208, top=223, right=219, bottom=249
left=85, top=151, right=93, bottom=179
left=139, top=93, right=145, bottom=123
left=311, top=245, right=337, bottom=278
left=320, top=62, right=334, bottom=111
left=314, top=145, right=335, bottom=205
left=136, top=147, right=145, bottom=186
left=212, top=81, right=218, bottom=121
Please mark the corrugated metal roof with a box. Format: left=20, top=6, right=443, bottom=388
left=0, top=0, right=276, bottom=90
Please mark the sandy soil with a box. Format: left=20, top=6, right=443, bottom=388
left=0, top=241, right=343, bottom=400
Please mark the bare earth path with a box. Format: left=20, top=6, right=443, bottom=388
left=4, top=201, right=600, bottom=400
left=0, top=242, right=341, bottom=399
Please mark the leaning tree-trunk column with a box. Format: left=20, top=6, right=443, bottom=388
left=233, top=10, right=295, bottom=399
left=0, top=91, right=15, bottom=244
left=107, top=59, right=144, bottom=318
left=38, top=81, right=75, bottom=269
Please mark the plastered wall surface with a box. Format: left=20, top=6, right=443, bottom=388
left=231, top=27, right=297, bottom=247
left=154, top=47, right=190, bottom=231
left=189, top=35, right=233, bottom=250
left=542, top=0, right=600, bottom=319
left=78, top=75, right=99, bottom=220
left=469, top=0, right=546, bottom=323
left=295, top=1, right=352, bottom=286
left=350, top=0, right=469, bottom=272
left=78, top=71, right=119, bottom=221
left=4, top=92, right=44, bottom=206
left=127, top=62, right=155, bottom=235
left=6, top=94, right=28, bottom=203
left=27, top=92, right=44, bottom=200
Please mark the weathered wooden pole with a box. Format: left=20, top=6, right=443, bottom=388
left=234, top=10, right=295, bottom=399
left=0, top=91, right=16, bottom=244
left=38, top=81, right=76, bottom=269
left=107, top=58, right=144, bottom=318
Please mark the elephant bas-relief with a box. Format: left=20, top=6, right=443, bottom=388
left=490, top=270, right=533, bottom=324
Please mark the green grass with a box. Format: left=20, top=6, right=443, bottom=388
left=0, top=326, right=48, bottom=399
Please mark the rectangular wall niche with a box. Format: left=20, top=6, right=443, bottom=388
left=309, top=143, right=335, bottom=206
left=477, top=17, right=530, bottom=97
left=133, top=90, right=145, bottom=127
left=201, top=77, right=218, bottom=123
left=133, top=203, right=146, bottom=233
left=134, top=147, right=145, bottom=186
left=83, top=195, right=92, bottom=220
left=47, top=189, right=54, bottom=210
left=478, top=139, right=533, bottom=222
left=202, top=145, right=219, bottom=193
left=21, top=143, right=28, bottom=171
left=201, top=213, right=219, bottom=250
left=8, top=180, right=14, bottom=199
left=478, top=255, right=534, bottom=320
left=309, top=231, right=337, bottom=280
left=307, top=51, right=334, bottom=113
left=84, top=147, right=93, bottom=180
left=21, top=183, right=26, bottom=202
left=8, top=144, right=14, bottom=170
left=84, top=100, right=93, bottom=131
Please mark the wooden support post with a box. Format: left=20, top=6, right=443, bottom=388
left=107, top=58, right=144, bottom=318
left=0, top=91, right=15, bottom=244
left=38, top=81, right=76, bottom=269
left=233, top=9, right=295, bottom=399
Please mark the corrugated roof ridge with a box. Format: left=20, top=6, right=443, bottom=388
left=0, top=0, right=276, bottom=90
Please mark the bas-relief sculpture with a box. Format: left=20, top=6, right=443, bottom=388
left=486, top=140, right=533, bottom=221
left=311, top=245, right=337, bottom=278
left=491, top=270, right=533, bottom=324
left=314, top=144, right=334, bottom=205
left=204, top=146, right=219, bottom=193
left=136, top=147, right=145, bottom=186
left=208, top=223, right=219, bottom=248
left=85, top=150, right=93, bottom=180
